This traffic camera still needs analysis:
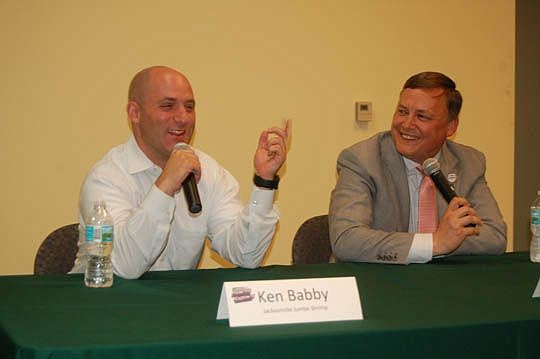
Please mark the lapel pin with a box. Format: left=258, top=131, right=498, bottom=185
left=447, top=173, right=457, bottom=190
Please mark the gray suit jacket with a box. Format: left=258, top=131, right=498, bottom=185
left=329, top=131, right=507, bottom=264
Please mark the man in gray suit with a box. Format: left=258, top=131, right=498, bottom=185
left=329, top=72, right=507, bottom=264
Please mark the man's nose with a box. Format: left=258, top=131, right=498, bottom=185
left=402, top=114, right=415, bottom=128
left=173, top=107, right=190, bottom=123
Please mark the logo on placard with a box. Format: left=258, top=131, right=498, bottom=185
left=231, top=287, right=255, bottom=303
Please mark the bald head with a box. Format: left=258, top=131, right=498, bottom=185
left=126, top=65, right=196, bottom=168
left=128, top=66, right=190, bottom=104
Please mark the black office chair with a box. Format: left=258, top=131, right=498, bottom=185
left=34, top=223, right=80, bottom=275
left=292, top=215, right=332, bottom=264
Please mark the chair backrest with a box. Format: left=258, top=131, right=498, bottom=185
left=292, top=215, right=332, bottom=264
left=34, top=223, right=80, bottom=275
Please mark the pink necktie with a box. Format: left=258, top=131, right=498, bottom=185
left=417, top=167, right=438, bottom=233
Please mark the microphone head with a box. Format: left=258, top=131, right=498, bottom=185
left=422, top=157, right=440, bottom=175
left=173, top=142, right=191, bottom=152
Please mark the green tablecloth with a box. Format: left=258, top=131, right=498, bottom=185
left=2, top=252, right=540, bottom=358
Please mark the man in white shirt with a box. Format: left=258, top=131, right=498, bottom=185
left=329, top=71, right=506, bottom=264
left=71, top=65, right=290, bottom=278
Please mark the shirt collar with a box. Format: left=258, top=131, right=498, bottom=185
left=402, top=151, right=442, bottom=175
left=126, top=135, right=161, bottom=175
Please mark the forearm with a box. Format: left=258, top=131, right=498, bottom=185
left=453, top=223, right=507, bottom=255
left=330, top=218, right=415, bottom=264
left=80, top=184, right=175, bottom=279
left=453, top=177, right=507, bottom=255
left=209, top=187, right=278, bottom=268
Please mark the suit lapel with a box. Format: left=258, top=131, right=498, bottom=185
left=380, top=133, right=410, bottom=231
left=436, top=141, right=459, bottom=216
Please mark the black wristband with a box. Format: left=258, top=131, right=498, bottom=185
left=253, top=174, right=280, bottom=190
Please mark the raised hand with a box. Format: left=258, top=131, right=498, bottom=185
left=253, top=119, right=292, bottom=180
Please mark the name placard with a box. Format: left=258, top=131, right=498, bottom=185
left=533, top=277, right=540, bottom=298
left=216, top=277, right=363, bottom=327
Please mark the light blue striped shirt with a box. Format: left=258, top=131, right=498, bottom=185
left=403, top=152, right=441, bottom=263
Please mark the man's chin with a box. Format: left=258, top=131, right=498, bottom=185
left=395, top=145, right=422, bottom=164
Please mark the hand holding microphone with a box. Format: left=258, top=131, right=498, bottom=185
left=423, top=158, right=482, bottom=255
left=423, top=158, right=476, bottom=228
left=155, top=143, right=202, bottom=214
left=174, top=143, right=202, bottom=214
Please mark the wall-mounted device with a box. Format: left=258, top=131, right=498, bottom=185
left=355, top=101, right=372, bottom=122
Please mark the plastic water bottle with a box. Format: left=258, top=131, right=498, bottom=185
left=530, top=191, right=540, bottom=263
left=84, top=200, right=114, bottom=287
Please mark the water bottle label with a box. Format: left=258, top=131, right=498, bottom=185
left=101, top=225, right=113, bottom=243
left=85, top=225, right=113, bottom=243
left=85, top=226, right=95, bottom=243
left=532, top=210, right=540, bottom=225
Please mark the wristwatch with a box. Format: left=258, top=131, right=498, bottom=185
left=253, top=174, right=280, bottom=190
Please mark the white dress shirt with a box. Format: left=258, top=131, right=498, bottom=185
left=71, top=136, right=279, bottom=279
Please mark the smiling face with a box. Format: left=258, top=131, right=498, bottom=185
left=390, top=87, right=458, bottom=165
left=127, top=67, right=196, bottom=168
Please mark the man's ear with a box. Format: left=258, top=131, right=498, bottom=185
left=446, top=117, right=459, bottom=137
left=127, top=101, right=140, bottom=124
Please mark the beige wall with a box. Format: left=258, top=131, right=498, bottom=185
left=0, top=0, right=514, bottom=274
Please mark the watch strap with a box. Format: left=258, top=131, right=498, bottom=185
left=253, top=174, right=280, bottom=190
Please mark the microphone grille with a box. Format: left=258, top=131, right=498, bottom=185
left=422, top=158, right=440, bottom=175
left=173, top=142, right=191, bottom=151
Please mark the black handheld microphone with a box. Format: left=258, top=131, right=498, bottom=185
left=423, top=157, right=475, bottom=227
left=174, top=143, right=202, bottom=214
left=422, top=158, right=456, bottom=203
